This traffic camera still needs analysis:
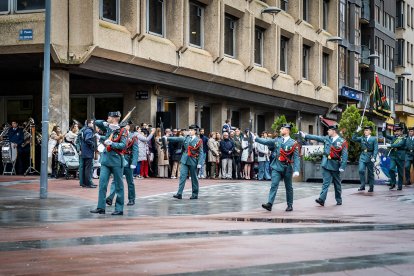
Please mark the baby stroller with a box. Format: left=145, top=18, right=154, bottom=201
left=58, top=142, right=80, bottom=179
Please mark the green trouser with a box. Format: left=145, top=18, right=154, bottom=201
left=267, top=166, right=293, bottom=206
left=209, top=162, right=216, bottom=178
left=97, top=165, right=124, bottom=212
left=177, top=163, right=199, bottom=197
left=390, top=158, right=404, bottom=189
left=405, top=158, right=414, bottom=185
left=320, top=168, right=342, bottom=204
left=108, top=166, right=135, bottom=202
left=358, top=161, right=374, bottom=190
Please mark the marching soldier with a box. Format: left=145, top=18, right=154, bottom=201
left=255, top=124, right=300, bottom=212
left=90, top=111, right=128, bottom=215
left=300, top=125, right=348, bottom=206
left=106, top=121, right=139, bottom=206
left=167, top=125, right=203, bottom=199
left=405, top=127, right=414, bottom=186
left=352, top=126, right=378, bottom=192
left=382, top=123, right=406, bottom=190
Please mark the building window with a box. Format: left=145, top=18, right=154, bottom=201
left=408, top=80, right=411, bottom=102
left=280, top=36, right=289, bottom=73
left=397, top=39, right=405, bottom=66
left=16, top=0, right=45, bottom=12
left=408, top=42, right=411, bottom=64
left=302, top=0, right=309, bottom=21
left=339, top=47, right=346, bottom=88
left=411, top=44, right=413, bottom=64
left=302, top=45, right=310, bottom=79
left=396, top=0, right=405, bottom=28
left=0, top=1, right=10, bottom=14
left=355, top=6, right=361, bottom=46
left=189, top=1, right=204, bottom=48
left=322, top=0, right=329, bottom=30
left=354, top=54, right=360, bottom=90
left=396, top=77, right=404, bottom=104
left=147, top=0, right=164, bottom=36
left=281, top=0, right=288, bottom=11
left=339, top=0, right=346, bottom=40
left=390, top=47, right=394, bottom=71
left=224, top=15, right=236, bottom=57
left=100, top=0, right=119, bottom=24
left=408, top=4, right=411, bottom=28
left=254, top=27, right=264, bottom=66
left=322, top=53, right=329, bottom=86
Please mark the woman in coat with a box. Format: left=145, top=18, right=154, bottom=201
left=170, top=130, right=184, bottom=179
left=241, top=129, right=255, bottom=179
left=155, top=128, right=170, bottom=178
left=48, top=125, right=64, bottom=176
left=208, top=132, right=219, bottom=178
left=256, top=131, right=271, bottom=180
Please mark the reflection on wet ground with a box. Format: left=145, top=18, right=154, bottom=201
left=0, top=182, right=349, bottom=227
left=2, top=223, right=414, bottom=252
left=172, top=251, right=414, bottom=276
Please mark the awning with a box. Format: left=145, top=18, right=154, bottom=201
left=320, top=117, right=337, bottom=127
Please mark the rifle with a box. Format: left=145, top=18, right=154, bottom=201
left=159, top=117, right=168, bottom=160
left=119, top=106, right=136, bottom=127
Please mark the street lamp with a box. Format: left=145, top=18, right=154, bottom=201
left=326, top=36, right=343, bottom=43
left=367, top=54, right=380, bottom=59
left=261, top=7, right=282, bottom=14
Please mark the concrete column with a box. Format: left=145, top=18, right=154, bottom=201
left=131, top=86, right=158, bottom=126
left=240, top=108, right=253, bottom=132
left=49, top=70, right=70, bottom=133
left=177, top=96, right=195, bottom=129
left=211, top=103, right=226, bottom=133
left=265, top=112, right=276, bottom=132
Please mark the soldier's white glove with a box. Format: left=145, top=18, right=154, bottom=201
left=299, top=131, right=306, bottom=138
left=382, top=122, right=387, bottom=131
left=339, top=168, right=345, bottom=172
left=228, top=151, right=232, bottom=154
left=356, top=126, right=362, bottom=132
left=109, top=124, right=120, bottom=130
left=130, top=165, right=136, bottom=169
left=102, top=122, right=109, bottom=127
left=104, top=139, right=112, bottom=146
left=370, top=158, right=376, bottom=163
left=197, top=164, right=202, bottom=169
left=293, top=171, right=299, bottom=177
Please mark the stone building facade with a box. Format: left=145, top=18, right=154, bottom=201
left=0, top=0, right=339, bottom=135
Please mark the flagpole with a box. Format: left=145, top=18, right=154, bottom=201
left=359, top=95, right=370, bottom=128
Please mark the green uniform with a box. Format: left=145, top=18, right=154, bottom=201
left=305, top=134, right=348, bottom=204
left=95, top=120, right=128, bottom=212
left=107, top=132, right=139, bottom=202
left=167, top=135, right=203, bottom=198
left=351, top=133, right=378, bottom=190
left=405, top=135, right=414, bottom=185
left=255, top=136, right=300, bottom=207
left=383, top=130, right=406, bottom=189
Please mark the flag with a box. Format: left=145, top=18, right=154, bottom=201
left=371, top=74, right=391, bottom=118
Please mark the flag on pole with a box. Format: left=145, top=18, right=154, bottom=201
left=371, top=73, right=391, bottom=118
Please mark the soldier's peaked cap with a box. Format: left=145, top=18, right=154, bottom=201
left=108, top=111, right=121, bottom=117
left=189, top=124, right=199, bottom=130
left=364, top=126, right=373, bottom=130
left=327, top=125, right=338, bottom=130
left=394, top=124, right=403, bottom=130
left=281, top=123, right=292, bottom=129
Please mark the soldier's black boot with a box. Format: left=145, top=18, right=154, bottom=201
left=358, top=187, right=365, bottom=191
left=315, top=198, right=325, bottom=206
left=173, top=194, right=182, bottom=199
left=368, top=187, right=374, bottom=192
left=90, top=208, right=105, bottom=214
left=262, top=203, right=272, bottom=211
left=106, top=197, right=113, bottom=206
left=285, top=205, right=293, bottom=212
left=389, top=184, right=396, bottom=190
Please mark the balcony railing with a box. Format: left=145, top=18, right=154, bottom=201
left=360, top=45, right=371, bottom=67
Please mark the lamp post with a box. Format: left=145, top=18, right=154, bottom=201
left=40, top=0, right=51, bottom=199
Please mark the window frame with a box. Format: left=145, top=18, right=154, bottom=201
left=322, top=53, right=329, bottom=86
left=13, top=0, right=46, bottom=14
left=302, top=0, right=309, bottom=22
left=254, top=27, right=264, bottom=67
left=99, top=0, right=120, bottom=24
left=302, top=45, right=310, bottom=80
left=146, top=0, right=165, bottom=37
left=0, top=0, right=11, bottom=15
left=322, top=0, right=329, bottom=30
left=280, top=36, right=289, bottom=73
left=224, top=14, right=237, bottom=58
left=188, top=1, right=204, bottom=48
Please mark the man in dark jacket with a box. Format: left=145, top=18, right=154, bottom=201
left=220, top=132, right=234, bottom=179
left=80, top=120, right=96, bottom=188
left=7, top=121, right=24, bottom=174
left=198, top=128, right=209, bottom=178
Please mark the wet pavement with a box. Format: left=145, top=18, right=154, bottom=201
left=0, top=176, right=414, bottom=275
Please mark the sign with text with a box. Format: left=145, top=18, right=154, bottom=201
left=19, top=29, right=33, bottom=41
left=136, top=91, right=149, bottom=100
